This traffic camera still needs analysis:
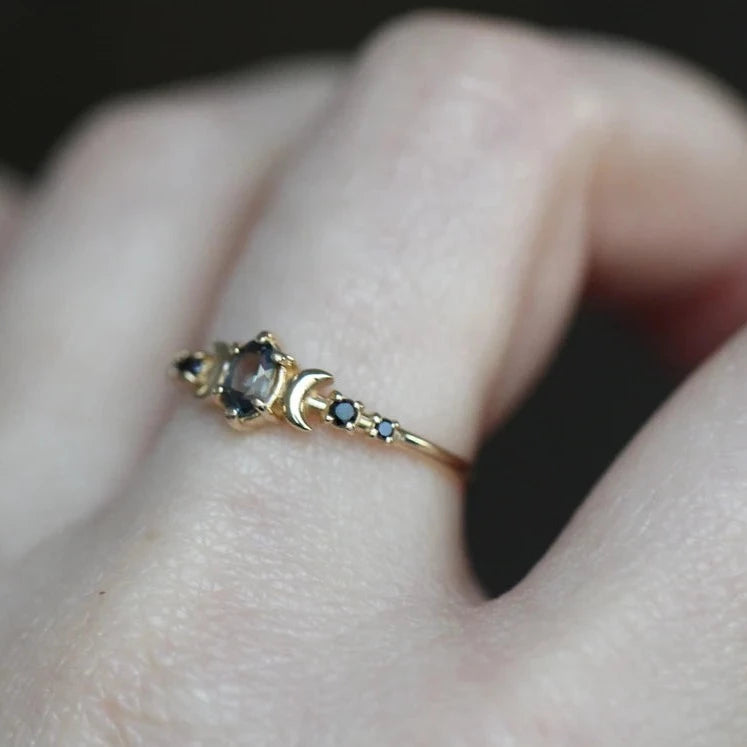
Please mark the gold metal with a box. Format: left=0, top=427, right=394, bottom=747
left=171, top=331, right=468, bottom=474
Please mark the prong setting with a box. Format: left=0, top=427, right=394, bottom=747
left=256, top=331, right=278, bottom=346
left=171, top=350, right=209, bottom=383
left=271, top=351, right=297, bottom=369
left=325, top=392, right=361, bottom=430
left=368, top=414, right=398, bottom=443
left=213, top=333, right=289, bottom=429
left=249, top=396, right=267, bottom=413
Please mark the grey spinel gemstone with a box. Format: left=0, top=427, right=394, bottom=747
left=221, top=341, right=278, bottom=418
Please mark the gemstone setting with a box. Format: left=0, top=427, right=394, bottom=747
left=329, top=398, right=359, bottom=428
left=176, top=354, right=203, bottom=377
left=220, top=340, right=279, bottom=419
left=376, top=419, right=395, bottom=440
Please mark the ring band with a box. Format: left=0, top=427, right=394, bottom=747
left=171, top=331, right=468, bottom=473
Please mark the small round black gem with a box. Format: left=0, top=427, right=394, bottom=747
left=177, top=355, right=202, bottom=377
left=376, top=419, right=395, bottom=439
left=331, top=399, right=357, bottom=427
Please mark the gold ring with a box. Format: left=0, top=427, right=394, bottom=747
left=171, top=331, right=468, bottom=473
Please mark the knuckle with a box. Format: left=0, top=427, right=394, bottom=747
left=52, top=90, right=215, bottom=183
left=355, top=12, right=597, bottom=143
left=66, top=94, right=177, bottom=159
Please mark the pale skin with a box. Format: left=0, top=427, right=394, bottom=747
left=1, top=13, right=747, bottom=745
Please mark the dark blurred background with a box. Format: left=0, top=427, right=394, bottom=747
left=1, top=1, right=742, bottom=596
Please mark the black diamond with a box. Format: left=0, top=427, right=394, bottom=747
left=177, top=355, right=202, bottom=377
left=330, top=399, right=357, bottom=427
left=376, top=419, right=395, bottom=439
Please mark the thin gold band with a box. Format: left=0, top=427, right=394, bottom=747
left=171, top=331, right=468, bottom=474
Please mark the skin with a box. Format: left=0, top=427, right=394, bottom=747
left=1, top=13, right=747, bottom=745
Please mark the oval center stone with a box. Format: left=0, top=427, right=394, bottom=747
left=221, top=341, right=278, bottom=418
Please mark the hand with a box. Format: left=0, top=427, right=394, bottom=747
left=2, top=14, right=746, bottom=745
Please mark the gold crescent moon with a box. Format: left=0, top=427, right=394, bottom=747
left=284, top=369, right=333, bottom=431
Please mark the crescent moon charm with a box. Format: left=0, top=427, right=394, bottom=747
left=283, top=369, right=334, bottom=431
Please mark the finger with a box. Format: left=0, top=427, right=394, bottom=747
left=484, top=330, right=747, bottom=745
left=582, top=36, right=746, bottom=290
left=0, top=62, right=341, bottom=559
left=580, top=37, right=747, bottom=368
left=144, top=15, right=747, bottom=599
